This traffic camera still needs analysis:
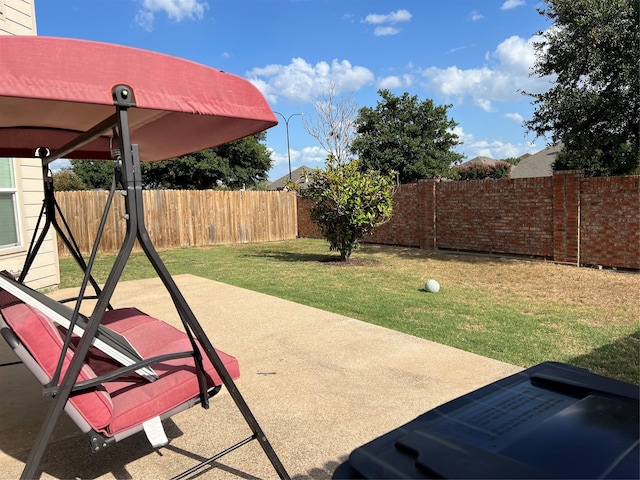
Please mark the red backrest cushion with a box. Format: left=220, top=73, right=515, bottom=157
left=1, top=302, right=114, bottom=430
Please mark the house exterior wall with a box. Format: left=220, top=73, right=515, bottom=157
left=0, top=0, right=37, bottom=35
left=0, top=1, right=60, bottom=289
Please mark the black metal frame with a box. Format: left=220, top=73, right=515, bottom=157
left=19, top=85, right=289, bottom=479
left=18, top=153, right=105, bottom=303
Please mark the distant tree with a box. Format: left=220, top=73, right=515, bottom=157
left=452, top=161, right=512, bottom=180
left=297, top=158, right=395, bottom=261
left=52, top=169, right=87, bottom=191
left=304, top=83, right=358, bottom=166
left=214, top=132, right=273, bottom=189
left=142, top=133, right=273, bottom=189
left=351, top=89, right=463, bottom=183
left=71, top=160, right=115, bottom=190
left=524, top=0, right=640, bottom=176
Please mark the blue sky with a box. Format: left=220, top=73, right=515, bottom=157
left=35, top=0, right=554, bottom=181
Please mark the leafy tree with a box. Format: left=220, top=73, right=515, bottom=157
left=52, top=169, right=87, bottom=191
left=304, top=83, right=358, bottom=166
left=524, top=0, right=640, bottom=176
left=351, top=89, right=463, bottom=183
left=214, top=132, right=273, bottom=189
left=297, top=158, right=395, bottom=261
left=142, top=133, right=273, bottom=189
left=71, top=160, right=116, bottom=190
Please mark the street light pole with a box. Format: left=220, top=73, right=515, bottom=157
left=273, top=111, right=303, bottom=180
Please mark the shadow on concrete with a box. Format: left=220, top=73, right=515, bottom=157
left=291, top=457, right=348, bottom=480
left=0, top=341, right=260, bottom=479
left=0, top=413, right=181, bottom=480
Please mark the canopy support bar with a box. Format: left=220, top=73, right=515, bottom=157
left=41, top=112, right=118, bottom=166
left=20, top=97, right=289, bottom=480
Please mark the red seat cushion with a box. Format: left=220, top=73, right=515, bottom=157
left=99, top=308, right=240, bottom=435
left=1, top=297, right=240, bottom=437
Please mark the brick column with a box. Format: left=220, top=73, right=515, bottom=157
left=553, top=170, right=582, bottom=265
left=418, top=179, right=438, bottom=250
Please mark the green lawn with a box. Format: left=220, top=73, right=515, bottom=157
left=59, top=238, right=640, bottom=384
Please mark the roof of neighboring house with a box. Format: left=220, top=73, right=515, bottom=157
left=269, top=166, right=314, bottom=190
left=510, top=143, right=563, bottom=179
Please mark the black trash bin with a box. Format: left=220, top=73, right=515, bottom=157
left=334, top=362, right=639, bottom=479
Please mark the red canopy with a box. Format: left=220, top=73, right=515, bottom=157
left=0, top=36, right=277, bottom=162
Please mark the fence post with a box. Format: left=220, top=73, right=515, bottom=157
left=418, top=179, right=438, bottom=250
left=553, top=170, right=582, bottom=265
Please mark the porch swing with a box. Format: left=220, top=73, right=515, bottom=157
left=0, top=35, right=289, bottom=479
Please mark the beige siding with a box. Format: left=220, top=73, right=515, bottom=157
left=0, top=159, right=60, bottom=290
left=0, top=0, right=37, bottom=35
left=0, top=1, right=59, bottom=289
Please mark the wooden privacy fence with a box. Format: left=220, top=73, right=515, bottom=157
left=55, top=190, right=298, bottom=256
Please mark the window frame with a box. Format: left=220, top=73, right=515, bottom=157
left=0, top=157, right=25, bottom=252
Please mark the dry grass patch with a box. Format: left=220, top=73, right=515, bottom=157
left=375, top=245, right=639, bottom=327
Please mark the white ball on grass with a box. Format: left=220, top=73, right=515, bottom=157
left=425, top=279, right=440, bottom=293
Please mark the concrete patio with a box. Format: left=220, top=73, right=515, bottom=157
left=0, top=274, right=521, bottom=479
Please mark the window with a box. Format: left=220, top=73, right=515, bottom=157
left=0, top=157, right=21, bottom=249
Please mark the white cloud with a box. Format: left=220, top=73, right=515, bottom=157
left=363, top=9, right=411, bottom=36
left=136, top=0, right=207, bottom=30
left=501, top=0, right=526, bottom=10
left=298, top=146, right=327, bottom=165
left=504, top=112, right=524, bottom=123
left=451, top=126, right=474, bottom=147
left=470, top=10, right=484, bottom=21
left=363, top=9, right=412, bottom=25
left=475, top=98, right=493, bottom=112
left=422, top=33, right=551, bottom=110
left=467, top=140, right=528, bottom=159
left=246, top=58, right=374, bottom=103
left=445, top=44, right=475, bottom=55
left=270, top=145, right=326, bottom=169
left=49, top=159, right=71, bottom=172
left=377, top=74, right=414, bottom=90
left=494, top=35, right=538, bottom=72
left=453, top=126, right=539, bottom=160
left=375, top=26, right=400, bottom=36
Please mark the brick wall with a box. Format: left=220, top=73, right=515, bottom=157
left=297, top=172, right=640, bottom=270
left=553, top=171, right=581, bottom=264
left=436, top=177, right=554, bottom=258
left=366, top=182, right=423, bottom=247
left=580, top=175, right=640, bottom=269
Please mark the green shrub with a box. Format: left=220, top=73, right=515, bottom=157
left=300, top=160, right=395, bottom=261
